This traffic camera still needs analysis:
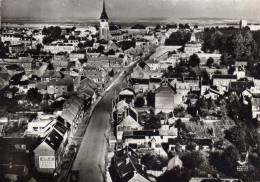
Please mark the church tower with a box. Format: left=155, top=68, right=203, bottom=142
left=99, top=0, right=110, bottom=40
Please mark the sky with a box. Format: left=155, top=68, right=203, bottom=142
left=1, top=0, right=260, bottom=21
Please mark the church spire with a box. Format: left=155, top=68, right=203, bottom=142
left=100, top=0, right=109, bottom=20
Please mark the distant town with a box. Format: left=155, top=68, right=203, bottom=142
left=1, top=0, right=260, bottom=182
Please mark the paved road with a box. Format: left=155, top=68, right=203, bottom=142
left=71, top=61, right=138, bottom=182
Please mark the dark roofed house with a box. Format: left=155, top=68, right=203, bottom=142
left=0, top=151, right=29, bottom=181
left=116, top=107, right=141, bottom=140
left=44, top=129, right=64, bottom=151
left=119, top=88, right=136, bottom=104
left=168, top=138, right=213, bottom=152
left=155, top=80, right=176, bottom=114
left=131, top=61, right=151, bottom=79
left=229, top=81, right=254, bottom=94
left=47, top=77, right=74, bottom=98
left=59, top=95, right=84, bottom=135
left=0, top=137, right=40, bottom=151
left=130, top=78, right=150, bottom=93
left=212, top=74, right=237, bottom=91
left=111, top=147, right=150, bottom=182
left=76, top=77, right=98, bottom=103
left=41, top=70, right=63, bottom=82
left=149, top=77, right=162, bottom=91
left=33, top=122, right=68, bottom=174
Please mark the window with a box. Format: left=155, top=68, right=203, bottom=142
left=33, top=127, right=38, bottom=131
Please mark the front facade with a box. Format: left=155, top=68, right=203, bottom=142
left=212, top=74, right=237, bottom=91
left=33, top=123, right=68, bottom=174
left=155, top=81, right=176, bottom=114
left=43, top=43, right=76, bottom=54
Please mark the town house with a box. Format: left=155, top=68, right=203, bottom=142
left=33, top=120, right=68, bottom=173
left=212, top=74, right=237, bottom=91
left=155, top=80, right=176, bottom=114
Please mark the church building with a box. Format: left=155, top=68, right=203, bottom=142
left=99, top=0, right=110, bottom=40
left=99, top=0, right=125, bottom=41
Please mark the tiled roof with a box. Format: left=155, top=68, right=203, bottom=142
left=124, top=130, right=160, bottom=139
left=60, top=95, right=84, bottom=124
left=130, top=78, right=150, bottom=85
left=0, top=151, right=28, bottom=176
left=212, top=74, right=237, bottom=79
left=0, top=137, right=40, bottom=151
left=54, top=120, right=68, bottom=135
left=114, top=147, right=148, bottom=181
left=45, top=129, right=63, bottom=151
left=168, top=138, right=212, bottom=146
left=229, top=81, right=253, bottom=93
left=150, top=77, right=162, bottom=83
left=156, top=83, right=176, bottom=96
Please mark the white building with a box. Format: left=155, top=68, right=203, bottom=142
left=184, top=32, right=202, bottom=54
left=233, top=66, right=246, bottom=80
left=2, top=33, right=22, bottom=45
left=43, top=43, right=76, bottom=54
left=240, top=20, right=248, bottom=29
left=24, top=113, right=56, bottom=138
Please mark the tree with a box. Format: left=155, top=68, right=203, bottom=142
left=201, top=70, right=210, bottom=85
left=179, top=24, right=185, bottom=29
left=210, top=145, right=239, bottom=176
left=134, top=97, right=145, bottom=107
left=165, top=31, right=191, bottom=46
left=225, top=126, right=247, bottom=152
left=202, top=27, right=257, bottom=62
left=42, top=26, right=48, bottom=35
left=188, top=54, right=201, bottom=67
left=155, top=24, right=161, bottom=30
left=42, top=26, right=62, bottom=44
left=157, top=167, right=192, bottom=182
left=253, top=63, right=260, bottom=79
left=107, top=49, right=115, bottom=55
left=43, top=36, right=53, bottom=45
left=163, top=66, right=176, bottom=78
left=228, top=66, right=236, bottom=74
left=181, top=152, right=204, bottom=170
left=97, top=45, right=105, bottom=53
left=108, top=69, right=114, bottom=77
left=78, top=42, right=84, bottom=49
left=166, top=24, right=178, bottom=29
left=144, top=109, right=161, bottom=129
left=184, top=23, right=190, bottom=29
left=175, top=119, right=186, bottom=137
left=131, top=24, right=146, bottom=29
left=206, top=57, right=214, bottom=67
left=0, top=42, right=9, bottom=58
left=47, top=63, right=54, bottom=70
left=36, top=43, right=43, bottom=52
left=214, top=70, right=222, bottom=75
left=118, top=40, right=136, bottom=51
left=146, top=90, right=155, bottom=107
left=83, top=40, right=94, bottom=47
left=27, top=88, right=42, bottom=104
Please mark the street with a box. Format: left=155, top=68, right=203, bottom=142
left=71, top=60, right=139, bottom=182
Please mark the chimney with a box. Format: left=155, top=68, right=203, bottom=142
left=138, top=158, right=141, bottom=164
left=126, top=158, right=130, bottom=164
left=141, top=164, right=145, bottom=171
